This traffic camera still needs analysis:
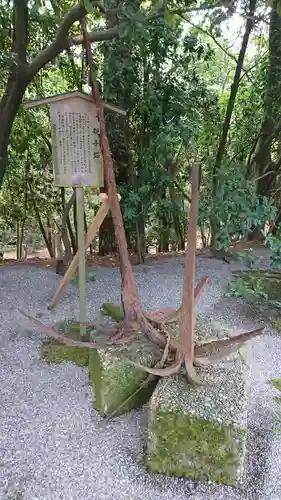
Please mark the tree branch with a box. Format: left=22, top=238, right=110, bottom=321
left=27, top=0, right=231, bottom=81
left=28, top=3, right=117, bottom=78
left=70, top=26, right=119, bottom=47
left=28, top=3, right=86, bottom=77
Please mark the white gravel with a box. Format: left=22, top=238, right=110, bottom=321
left=0, top=255, right=281, bottom=500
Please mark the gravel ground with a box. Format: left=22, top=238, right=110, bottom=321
left=0, top=254, right=281, bottom=500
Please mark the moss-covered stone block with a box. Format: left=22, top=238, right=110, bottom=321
left=146, top=357, right=249, bottom=487
left=40, top=319, right=96, bottom=367
left=89, top=336, right=161, bottom=418
left=88, top=312, right=240, bottom=418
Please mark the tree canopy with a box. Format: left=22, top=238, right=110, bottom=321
left=0, top=0, right=280, bottom=260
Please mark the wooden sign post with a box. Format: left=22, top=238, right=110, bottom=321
left=76, top=186, right=87, bottom=337
left=24, top=91, right=126, bottom=333
left=47, top=93, right=104, bottom=338
left=24, top=92, right=106, bottom=339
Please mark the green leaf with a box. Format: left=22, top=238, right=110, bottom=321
left=83, top=0, right=94, bottom=13
left=164, top=8, right=176, bottom=26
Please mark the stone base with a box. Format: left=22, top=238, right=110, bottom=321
left=146, top=357, right=249, bottom=487
left=41, top=342, right=89, bottom=367
left=88, top=337, right=161, bottom=418
left=40, top=320, right=95, bottom=368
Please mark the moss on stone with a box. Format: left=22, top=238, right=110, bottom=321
left=40, top=319, right=96, bottom=367
left=41, top=343, right=89, bottom=367
left=88, top=337, right=161, bottom=418
left=146, top=409, right=244, bottom=486
left=146, top=359, right=249, bottom=487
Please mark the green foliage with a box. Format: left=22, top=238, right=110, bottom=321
left=0, top=227, right=16, bottom=254
left=199, top=164, right=277, bottom=251
left=103, top=2, right=216, bottom=252
left=235, top=250, right=257, bottom=268
left=0, top=0, right=279, bottom=258
left=266, top=228, right=281, bottom=269
left=227, top=276, right=268, bottom=302
left=227, top=270, right=281, bottom=309
left=83, top=0, right=95, bottom=13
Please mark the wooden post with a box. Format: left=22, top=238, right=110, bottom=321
left=48, top=193, right=118, bottom=310
left=178, top=163, right=200, bottom=360
left=75, top=187, right=87, bottom=338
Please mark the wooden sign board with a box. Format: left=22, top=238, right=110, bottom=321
left=49, top=95, right=103, bottom=188
left=23, top=91, right=128, bottom=188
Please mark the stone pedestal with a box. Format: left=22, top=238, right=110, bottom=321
left=146, top=357, right=249, bottom=487
left=88, top=337, right=161, bottom=418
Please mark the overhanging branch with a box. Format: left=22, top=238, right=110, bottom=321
left=28, top=3, right=86, bottom=77
left=28, top=2, right=117, bottom=78
left=27, top=0, right=232, bottom=81
left=71, top=26, right=119, bottom=47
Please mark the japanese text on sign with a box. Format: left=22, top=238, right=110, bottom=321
left=50, top=97, right=103, bottom=187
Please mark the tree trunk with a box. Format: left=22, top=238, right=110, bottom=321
left=84, top=212, right=93, bottom=254
left=136, top=210, right=146, bottom=264
left=55, top=232, right=64, bottom=275
left=32, top=201, right=54, bottom=258
left=67, top=218, right=77, bottom=254
left=251, top=1, right=281, bottom=197
left=19, top=220, right=25, bottom=259
left=60, top=188, right=74, bottom=262
left=98, top=0, right=138, bottom=256
left=82, top=19, right=147, bottom=320
left=211, top=0, right=257, bottom=250
left=173, top=212, right=185, bottom=251
left=0, top=75, right=29, bottom=186
left=158, top=194, right=170, bottom=253
left=158, top=230, right=169, bottom=253
left=16, top=221, right=20, bottom=260
left=169, top=170, right=185, bottom=251
left=99, top=209, right=117, bottom=255
left=19, top=162, right=28, bottom=259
